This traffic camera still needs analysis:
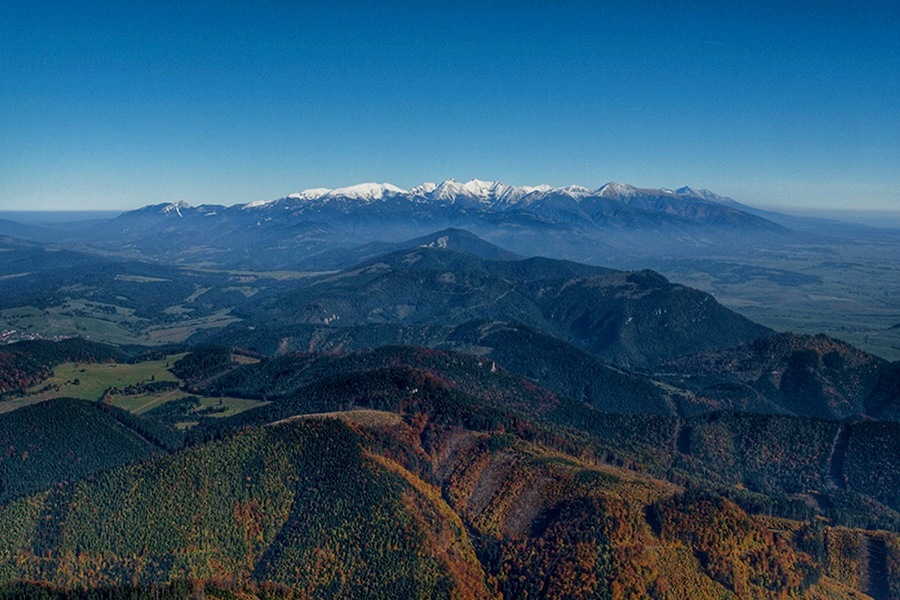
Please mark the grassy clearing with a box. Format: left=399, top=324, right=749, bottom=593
left=24, top=354, right=184, bottom=402
left=184, top=286, right=211, bottom=302
left=14, top=352, right=265, bottom=423
left=109, top=389, right=263, bottom=418
left=113, top=274, right=170, bottom=283
left=106, top=387, right=188, bottom=413
left=277, top=409, right=405, bottom=428
left=193, top=396, right=266, bottom=418
left=0, top=395, right=51, bottom=415
left=221, top=285, right=259, bottom=297
left=183, top=267, right=336, bottom=281
left=144, top=310, right=240, bottom=343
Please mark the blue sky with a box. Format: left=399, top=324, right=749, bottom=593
left=2, top=1, right=899, bottom=211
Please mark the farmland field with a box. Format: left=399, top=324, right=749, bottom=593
left=7, top=352, right=266, bottom=423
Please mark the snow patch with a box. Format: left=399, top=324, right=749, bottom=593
left=162, top=201, right=191, bottom=217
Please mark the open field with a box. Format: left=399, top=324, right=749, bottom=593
left=271, top=408, right=406, bottom=428
left=7, top=352, right=266, bottom=424
left=143, top=309, right=241, bottom=343
left=109, top=388, right=263, bottom=418
left=183, top=267, right=337, bottom=281
left=24, top=354, right=183, bottom=402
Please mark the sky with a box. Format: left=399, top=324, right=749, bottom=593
left=2, top=0, right=899, bottom=212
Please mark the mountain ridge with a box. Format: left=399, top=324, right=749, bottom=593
left=142, top=178, right=763, bottom=216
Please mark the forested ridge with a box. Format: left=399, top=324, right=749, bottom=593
left=0, top=406, right=896, bottom=598
left=0, top=341, right=896, bottom=598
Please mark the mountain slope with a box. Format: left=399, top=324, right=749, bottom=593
left=0, top=397, right=894, bottom=598
left=0, top=418, right=490, bottom=597
left=657, top=332, right=893, bottom=420
left=176, top=345, right=900, bottom=528
left=0, top=399, right=161, bottom=502
left=240, top=246, right=770, bottom=369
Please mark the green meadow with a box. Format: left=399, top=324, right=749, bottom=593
left=18, top=352, right=265, bottom=425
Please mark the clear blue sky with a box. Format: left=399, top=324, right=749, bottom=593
left=2, top=0, right=899, bottom=211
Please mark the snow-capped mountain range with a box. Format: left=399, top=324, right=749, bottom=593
left=91, top=178, right=787, bottom=271
left=209, top=179, right=738, bottom=212
left=120, top=178, right=781, bottom=236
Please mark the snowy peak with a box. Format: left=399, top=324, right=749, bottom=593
left=162, top=201, right=191, bottom=217
left=243, top=188, right=332, bottom=210
left=290, top=188, right=332, bottom=201
left=550, top=185, right=592, bottom=199
left=593, top=183, right=740, bottom=205
left=596, top=182, right=640, bottom=198
left=410, top=182, right=437, bottom=196
left=323, top=182, right=406, bottom=201
left=461, top=179, right=509, bottom=199
left=431, top=180, right=477, bottom=202
left=244, top=198, right=281, bottom=209
left=675, top=186, right=732, bottom=203
left=425, top=179, right=554, bottom=205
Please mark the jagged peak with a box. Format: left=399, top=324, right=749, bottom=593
left=596, top=182, right=640, bottom=198
left=290, top=188, right=332, bottom=200
left=675, top=186, right=731, bottom=203
left=161, top=201, right=191, bottom=217
left=410, top=182, right=437, bottom=196
left=431, top=179, right=478, bottom=201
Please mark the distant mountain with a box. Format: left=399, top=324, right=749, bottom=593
left=79, top=201, right=342, bottom=269
left=318, top=227, right=522, bottom=269
left=0, top=219, right=59, bottom=242
left=234, top=179, right=765, bottom=219
left=238, top=245, right=770, bottom=369
left=198, top=318, right=681, bottom=415
left=60, top=179, right=789, bottom=270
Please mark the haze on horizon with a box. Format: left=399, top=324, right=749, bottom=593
left=2, top=1, right=899, bottom=213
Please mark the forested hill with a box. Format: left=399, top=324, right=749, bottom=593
left=0, top=406, right=897, bottom=599
left=235, top=246, right=771, bottom=369
left=0, top=340, right=897, bottom=597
